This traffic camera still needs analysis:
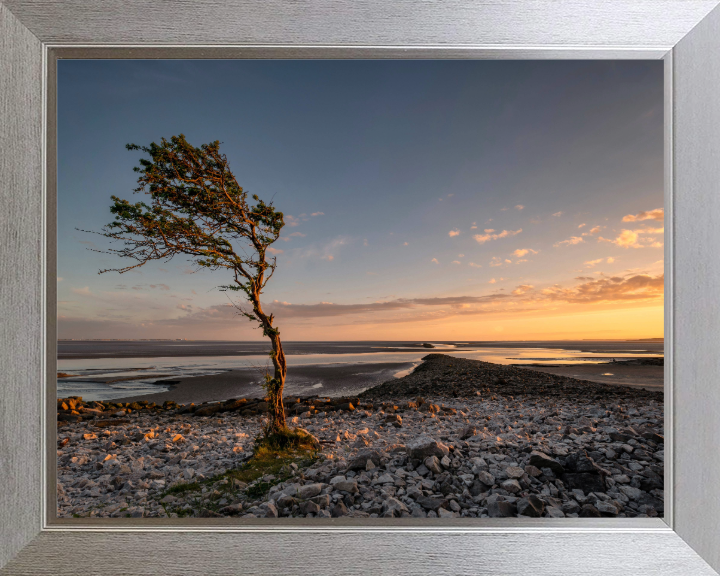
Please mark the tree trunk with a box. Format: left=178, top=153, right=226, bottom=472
left=268, top=332, right=287, bottom=433
left=251, top=292, right=287, bottom=434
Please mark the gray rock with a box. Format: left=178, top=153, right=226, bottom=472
left=618, top=485, right=643, bottom=501
left=476, top=470, right=495, bottom=487
left=501, top=479, right=522, bottom=494
left=299, top=500, right=321, bottom=515
left=487, top=500, right=517, bottom=518
left=382, top=497, right=409, bottom=515
left=596, top=501, right=619, bottom=516
left=416, top=496, right=449, bottom=511
left=506, top=466, right=524, bottom=479
left=407, top=435, right=450, bottom=461
left=298, top=483, right=324, bottom=500
left=333, top=480, right=359, bottom=494
left=347, top=449, right=382, bottom=471
left=528, top=452, right=565, bottom=475
left=331, top=501, right=349, bottom=517
left=424, top=456, right=442, bottom=474
left=517, top=495, right=545, bottom=517
left=546, top=506, right=565, bottom=518
left=437, top=507, right=456, bottom=518
left=374, top=473, right=395, bottom=485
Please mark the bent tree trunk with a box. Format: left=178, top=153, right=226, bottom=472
left=253, top=295, right=287, bottom=434
left=267, top=333, right=287, bottom=433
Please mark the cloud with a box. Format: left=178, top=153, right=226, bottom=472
left=488, top=278, right=497, bottom=283
left=57, top=277, right=63, bottom=282
left=585, top=257, right=617, bottom=268
left=471, top=222, right=478, bottom=229
left=149, top=283, right=171, bottom=290
left=474, top=229, right=522, bottom=244
left=71, top=286, right=92, bottom=296
left=191, top=290, right=198, bottom=295
left=599, top=228, right=663, bottom=249
left=512, top=284, right=534, bottom=295
left=458, top=254, right=464, bottom=258
left=267, top=247, right=284, bottom=254
left=552, top=212, right=563, bottom=217
left=431, top=258, right=439, bottom=264
left=515, top=205, right=525, bottom=210
left=578, top=223, right=586, bottom=229
left=622, top=208, right=664, bottom=222
left=311, top=212, right=325, bottom=217
left=575, top=276, right=595, bottom=281
left=515, top=259, right=528, bottom=264
left=289, top=232, right=306, bottom=237
left=323, top=254, right=334, bottom=261
left=512, top=248, right=539, bottom=258
left=469, top=262, right=482, bottom=268
left=541, top=274, right=664, bottom=304
left=285, top=215, right=300, bottom=227
left=448, top=229, right=461, bottom=237
left=403, top=242, right=409, bottom=246
left=363, top=239, right=368, bottom=247
left=554, top=236, right=585, bottom=247
left=581, top=225, right=603, bottom=236
left=452, top=260, right=461, bottom=265
left=489, top=257, right=503, bottom=267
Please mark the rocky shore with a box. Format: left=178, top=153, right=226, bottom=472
left=56, top=354, right=664, bottom=520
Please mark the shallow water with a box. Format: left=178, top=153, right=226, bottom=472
left=57, top=340, right=663, bottom=400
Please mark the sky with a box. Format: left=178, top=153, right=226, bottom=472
left=57, top=60, right=664, bottom=341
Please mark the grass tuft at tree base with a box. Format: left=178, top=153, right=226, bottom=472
left=255, top=426, right=321, bottom=453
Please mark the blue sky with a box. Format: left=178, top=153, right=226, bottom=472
left=57, top=60, right=664, bottom=340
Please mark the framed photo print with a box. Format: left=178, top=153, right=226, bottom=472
left=1, top=1, right=720, bottom=574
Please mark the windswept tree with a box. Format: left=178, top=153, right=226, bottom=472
left=86, top=135, right=289, bottom=434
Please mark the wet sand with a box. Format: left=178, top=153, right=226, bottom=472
left=109, top=361, right=414, bottom=405
left=514, top=363, right=663, bottom=391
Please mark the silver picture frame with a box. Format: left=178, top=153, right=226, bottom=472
left=1, top=1, right=720, bottom=574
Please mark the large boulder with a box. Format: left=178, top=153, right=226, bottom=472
left=407, top=435, right=450, bottom=461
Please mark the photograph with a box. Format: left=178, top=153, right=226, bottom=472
left=55, top=59, right=665, bottom=521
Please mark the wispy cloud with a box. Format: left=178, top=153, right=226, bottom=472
left=552, top=211, right=563, bottom=217
left=448, top=229, right=461, bottom=237
left=431, top=258, right=439, bottom=264
left=554, top=236, right=584, bottom=247
left=622, top=208, right=664, bottom=222
left=267, top=246, right=284, bottom=254
left=584, top=257, right=614, bottom=268
left=474, top=228, right=522, bottom=244
left=469, top=262, right=482, bottom=268
left=515, top=204, right=525, bottom=211
left=512, top=284, right=534, bottom=295
left=311, top=212, right=325, bottom=217
left=513, top=248, right=539, bottom=258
